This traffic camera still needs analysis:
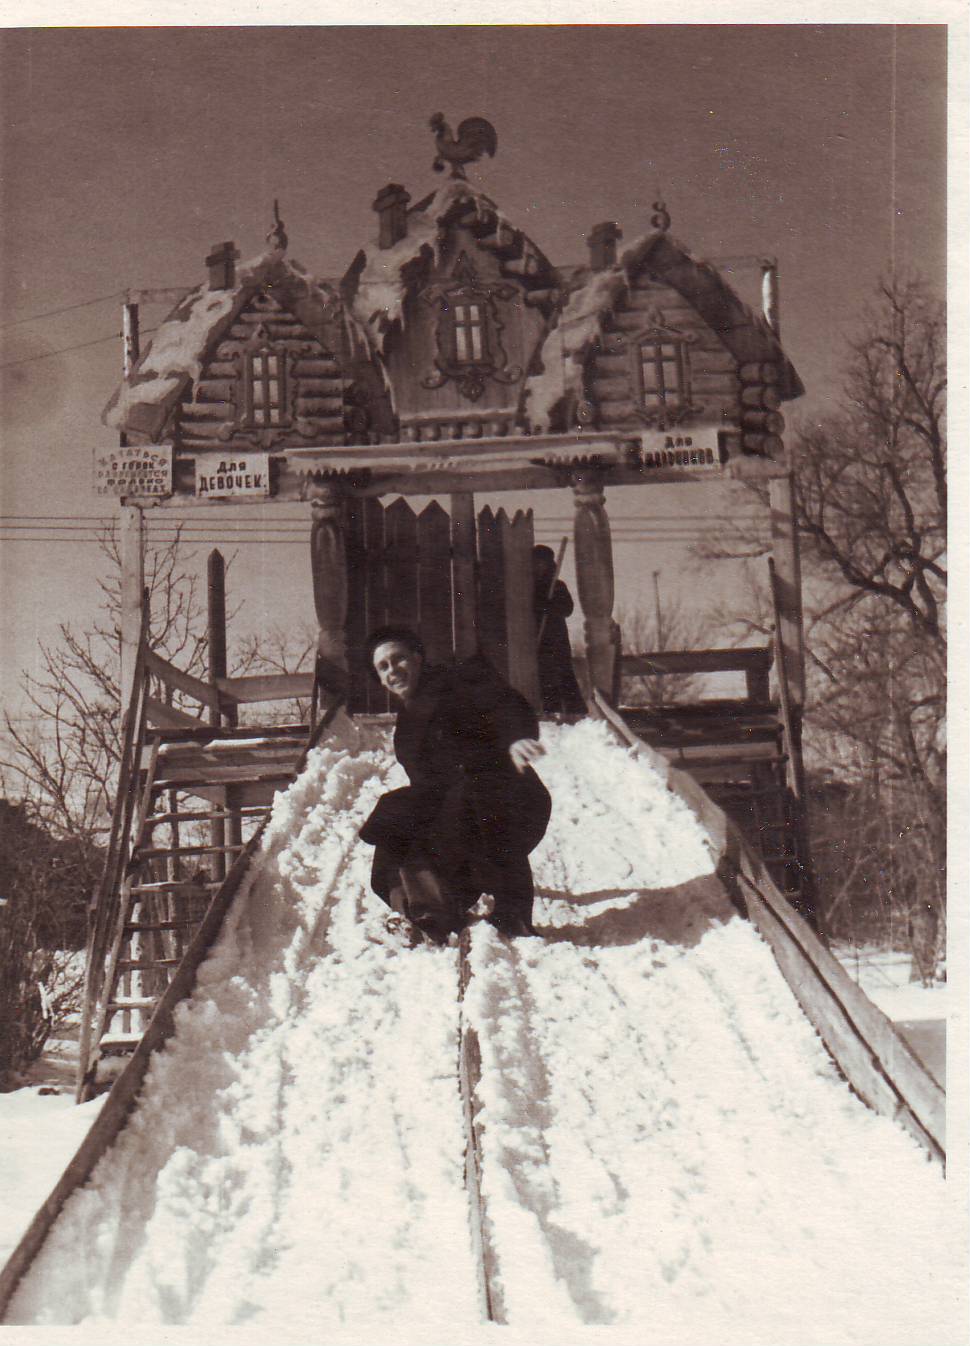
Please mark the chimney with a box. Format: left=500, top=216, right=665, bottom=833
left=373, top=183, right=411, bottom=250
left=588, top=221, right=623, bottom=272
left=206, top=241, right=240, bottom=290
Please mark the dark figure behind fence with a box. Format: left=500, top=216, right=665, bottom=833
left=532, top=545, right=586, bottom=715
left=358, top=626, right=552, bottom=945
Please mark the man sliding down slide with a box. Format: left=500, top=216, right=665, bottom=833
left=358, top=626, right=551, bottom=946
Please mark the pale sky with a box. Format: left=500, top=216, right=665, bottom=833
left=0, top=22, right=950, bottom=718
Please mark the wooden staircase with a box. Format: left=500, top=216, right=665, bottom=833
left=617, top=646, right=817, bottom=924
left=77, top=620, right=326, bottom=1101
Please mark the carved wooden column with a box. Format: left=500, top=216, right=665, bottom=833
left=309, top=481, right=348, bottom=694
left=571, top=469, right=620, bottom=701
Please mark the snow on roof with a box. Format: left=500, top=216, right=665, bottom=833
left=102, top=250, right=272, bottom=433
left=103, top=249, right=362, bottom=438
left=523, top=267, right=627, bottom=432
left=523, top=229, right=803, bottom=431
left=620, top=229, right=803, bottom=396
left=350, top=179, right=546, bottom=353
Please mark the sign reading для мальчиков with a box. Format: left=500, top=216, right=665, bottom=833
left=195, top=455, right=271, bottom=499
left=93, top=445, right=173, bottom=497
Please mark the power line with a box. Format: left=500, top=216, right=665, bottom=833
left=0, top=326, right=159, bottom=371
left=0, top=292, right=122, bottom=331
left=0, top=332, right=121, bottom=371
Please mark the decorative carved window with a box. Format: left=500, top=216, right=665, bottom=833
left=422, top=255, right=521, bottom=402
left=451, top=299, right=486, bottom=363
left=244, top=342, right=289, bottom=429
left=634, top=332, right=693, bottom=419
left=604, top=314, right=697, bottom=428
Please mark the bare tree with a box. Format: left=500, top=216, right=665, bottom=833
left=696, top=276, right=946, bottom=947
left=616, top=592, right=710, bottom=705
left=0, top=529, right=216, bottom=1081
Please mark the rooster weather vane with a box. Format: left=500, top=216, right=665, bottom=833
left=429, top=113, right=498, bottom=179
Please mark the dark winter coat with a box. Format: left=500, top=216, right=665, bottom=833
left=359, top=658, right=551, bottom=908
left=534, top=579, right=586, bottom=715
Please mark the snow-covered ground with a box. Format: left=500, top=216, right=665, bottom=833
left=1, top=717, right=964, bottom=1342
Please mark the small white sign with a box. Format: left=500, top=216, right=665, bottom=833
left=633, top=428, right=724, bottom=472
left=196, top=455, right=271, bottom=498
left=93, top=444, right=173, bottom=497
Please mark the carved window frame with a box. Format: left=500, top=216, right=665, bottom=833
left=242, top=331, right=290, bottom=432
left=605, top=317, right=697, bottom=428
left=421, top=255, right=522, bottom=402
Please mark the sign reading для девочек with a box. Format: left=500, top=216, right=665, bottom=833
left=196, top=455, right=271, bottom=498
left=93, top=445, right=173, bottom=497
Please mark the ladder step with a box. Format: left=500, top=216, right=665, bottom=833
left=116, top=958, right=181, bottom=971
left=134, top=842, right=246, bottom=861
left=151, top=769, right=293, bottom=789
left=124, top=919, right=200, bottom=933
left=98, top=1037, right=141, bottom=1054
left=106, top=997, right=157, bottom=1012
left=144, top=806, right=268, bottom=828
left=128, top=879, right=221, bottom=894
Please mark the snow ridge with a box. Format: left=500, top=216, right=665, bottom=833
left=7, top=718, right=962, bottom=1341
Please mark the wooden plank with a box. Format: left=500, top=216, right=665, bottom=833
left=77, top=643, right=151, bottom=1096
left=621, top=647, right=772, bottom=676
left=589, top=690, right=945, bottom=1163
left=344, top=495, right=368, bottom=712
left=450, top=492, right=478, bottom=660
left=363, top=497, right=389, bottom=712
left=144, top=649, right=220, bottom=712
left=153, top=742, right=302, bottom=769
left=152, top=765, right=297, bottom=788
left=502, top=509, right=541, bottom=709
left=146, top=724, right=307, bottom=744
left=213, top=672, right=315, bottom=705
left=769, top=475, right=805, bottom=707
left=476, top=506, right=508, bottom=678
left=119, top=506, right=144, bottom=712
left=384, top=497, right=419, bottom=631
left=417, top=501, right=453, bottom=667
left=145, top=696, right=203, bottom=729
left=457, top=929, right=507, bottom=1324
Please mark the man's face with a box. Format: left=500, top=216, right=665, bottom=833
left=372, top=640, right=423, bottom=702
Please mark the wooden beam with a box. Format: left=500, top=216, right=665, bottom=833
left=309, top=482, right=349, bottom=695
left=502, top=510, right=541, bottom=710
left=450, top=492, right=478, bottom=659
left=621, top=647, right=772, bottom=676
left=213, top=672, right=315, bottom=705
left=571, top=470, right=618, bottom=701
left=769, top=473, right=805, bottom=707
left=145, top=696, right=203, bottom=729
left=119, top=506, right=144, bottom=711
left=143, top=649, right=220, bottom=712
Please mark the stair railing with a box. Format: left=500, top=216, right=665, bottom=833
left=76, top=604, right=153, bottom=1099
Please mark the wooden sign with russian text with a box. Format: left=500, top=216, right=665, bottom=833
left=93, top=445, right=173, bottom=497
left=195, top=455, right=271, bottom=498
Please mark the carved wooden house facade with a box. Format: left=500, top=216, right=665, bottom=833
left=103, top=118, right=814, bottom=919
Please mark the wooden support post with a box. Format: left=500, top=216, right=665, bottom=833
left=122, top=301, right=140, bottom=379
left=769, top=473, right=805, bottom=709
left=761, top=259, right=780, bottom=338
left=571, top=470, right=619, bottom=701
left=119, top=504, right=145, bottom=712
left=450, top=492, right=478, bottom=659
left=207, top=550, right=229, bottom=882
left=310, top=482, right=349, bottom=694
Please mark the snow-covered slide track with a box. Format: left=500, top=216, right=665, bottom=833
left=1, top=712, right=959, bottom=1339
